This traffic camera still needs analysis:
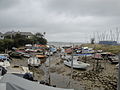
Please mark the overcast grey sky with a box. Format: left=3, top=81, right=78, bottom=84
left=0, top=0, right=120, bottom=42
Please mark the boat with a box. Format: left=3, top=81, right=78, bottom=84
left=36, top=55, right=46, bottom=64
left=61, top=55, right=71, bottom=60
left=108, top=55, right=119, bottom=64
left=64, top=58, right=90, bottom=69
left=65, top=48, right=72, bottom=54
left=116, top=64, right=119, bottom=69
left=36, top=54, right=46, bottom=59
left=0, top=56, right=10, bottom=68
left=50, top=47, right=57, bottom=53
left=28, top=57, right=41, bottom=67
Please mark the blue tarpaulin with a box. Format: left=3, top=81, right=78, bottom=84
left=50, top=48, right=57, bottom=52
left=0, top=56, right=8, bottom=59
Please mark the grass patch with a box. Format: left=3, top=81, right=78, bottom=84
left=81, top=44, right=120, bottom=54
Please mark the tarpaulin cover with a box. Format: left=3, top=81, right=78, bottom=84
left=0, top=74, right=74, bottom=90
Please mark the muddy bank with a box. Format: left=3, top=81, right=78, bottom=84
left=10, top=53, right=118, bottom=90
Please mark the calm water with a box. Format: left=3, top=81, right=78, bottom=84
left=48, top=42, right=82, bottom=47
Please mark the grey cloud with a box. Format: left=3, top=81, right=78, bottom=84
left=0, top=0, right=19, bottom=10
left=45, top=0, right=120, bottom=17
left=0, top=0, right=120, bottom=42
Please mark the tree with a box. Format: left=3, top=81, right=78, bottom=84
left=0, top=32, right=47, bottom=52
left=3, top=39, right=14, bottom=50
left=31, top=35, right=47, bottom=45
left=35, top=32, right=44, bottom=38
left=0, top=40, right=5, bottom=51
left=91, top=38, right=95, bottom=44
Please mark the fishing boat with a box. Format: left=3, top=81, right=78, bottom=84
left=28, top=57, right=41, bottom=67
left=64, top=58, right=90, bottom=69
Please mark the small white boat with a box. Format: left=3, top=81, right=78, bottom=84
left=0, top=56, right=10, bottom=68
left=0, top=60, right=10, bottom=68
left=64, top=59, right=90, bottom=69
left=28, top=57, right=41, bottom=67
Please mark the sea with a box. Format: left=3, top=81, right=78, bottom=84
left=48, top=42, right=83, bottom=47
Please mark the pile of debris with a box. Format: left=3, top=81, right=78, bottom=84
left=72, top=70, right=117, bottom=90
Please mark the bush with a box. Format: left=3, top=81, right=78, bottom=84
left=0, top=33, right=47, bottom=52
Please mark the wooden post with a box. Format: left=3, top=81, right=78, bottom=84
left=93, top=44, right=96, bottom=71
left=71, top=44, right=74, bottom=79
left=117, top=54, right=120, bottom=90
left=48, top=48, right=51, bottom=85
left=67, top=44, right=74, bottom=88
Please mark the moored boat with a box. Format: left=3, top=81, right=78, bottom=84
left=64, top=58, right=90, bottom=70
left=28, top=57, right=41, bottom=67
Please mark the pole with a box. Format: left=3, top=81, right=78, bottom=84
left=71, top=44, right=74, bottom=79
left=117, top=54, right=120, bottom=90
left=93, top=43, right=96, bottom=71
left=48, top=48, right=51, bottom=85
left=70, top=44, right=74, bottom=88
